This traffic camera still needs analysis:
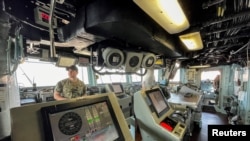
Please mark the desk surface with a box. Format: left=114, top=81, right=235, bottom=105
left=168, top=93, right=203, bottom=109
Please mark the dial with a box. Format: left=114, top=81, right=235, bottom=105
left=58, top=112, right=82, bottom=135
left=129, top=56, right=139, bottom=67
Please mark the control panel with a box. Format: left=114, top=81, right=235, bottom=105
left=34, top=7, right=58, bottom=28
left=3, top=0, right=75, bottom=30
left=10, top=93, right=133, bottom=141
left=42, top=101, right=120, bottom=141
left=134, top=87, right=187, bottom=141
left=160, top=117, right=186, bottom=137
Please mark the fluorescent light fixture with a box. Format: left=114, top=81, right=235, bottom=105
left=133, top=0, right=190, bottom=34
left=188, top=64, right=211, bottom=69
left=179, top=32, right=204, bottom=51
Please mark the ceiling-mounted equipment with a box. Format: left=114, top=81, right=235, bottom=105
left=78, top=57, right=90, bottom=66
left=154, top=58, right=166, bottom=68
left=179, top=32, right=204, bottom=51
left=56, top=55, right=77, bottom=67
left=34, top=7, right=57, bottom=28
left=102, top=47, right=124, bottom=68
left=124, top=51, right=143, bottom=73
left=133, top=0, right=190, bottom=34
left=141, top=53, right=156, bottom=69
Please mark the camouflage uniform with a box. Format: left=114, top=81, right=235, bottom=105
left=54, top=78, right=86, bottom=99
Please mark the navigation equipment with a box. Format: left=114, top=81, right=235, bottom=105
left=145, top=87, right=170, bottom=117
left=41, top=96, right=124, bottom=141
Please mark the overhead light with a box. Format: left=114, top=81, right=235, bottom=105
left=179, top=32, right=204, bottom=51
left=133, top=0, right=190, bottom=34
left=188, top=64, right=211, bottom=69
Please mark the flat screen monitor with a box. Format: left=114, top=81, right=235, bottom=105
left=111, top=83, right=123, bottom=94
left=145, top=88, right=170, bottom=118
left=40, top=96, right=125, bottom=141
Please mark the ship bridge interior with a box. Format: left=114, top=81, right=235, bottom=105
left=1, top=1, right=250, bottom=141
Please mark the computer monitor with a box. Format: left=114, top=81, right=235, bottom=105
left=40, top=96, right=125, bottom=141
left=106, top=83, right=124, bottom=95
left=111, top=83, right=123, bottom=94
left=145, top=87, right=170, bottom=118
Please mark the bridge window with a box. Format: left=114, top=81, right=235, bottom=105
left=16, top=58, right=89, bottom=87
left=201, top=70, right=220, bottom=81
left=95, top=68, right=126, bottom=84
left=131, top=74, right=142, bottom=82
left=131, top=69, right=159, bottom=82
left=169, top=69, right=180, bottom=82
left=96, top=74, right=126, bottom=84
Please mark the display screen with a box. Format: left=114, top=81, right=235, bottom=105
left=41, top=12, right=49, bottom=22
left=146, top=88, right=170, bottom=117
left=111, top=84, right=123, bottom=94
left=41, top=97, right=124, bottom=141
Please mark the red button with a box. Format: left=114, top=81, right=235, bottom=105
left=160, top=122, right=173, bottom=131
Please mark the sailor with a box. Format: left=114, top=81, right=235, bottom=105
left=54, top=65, right=86, bottom=100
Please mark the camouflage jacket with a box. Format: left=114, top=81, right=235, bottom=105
left=54, top=78, right=86, bottom=99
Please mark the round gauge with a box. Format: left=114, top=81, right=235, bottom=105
left=108, top=53, right=122, bottom=66
left=145, top=56, right=155, bottom=67
left=141, top=53, right=156, bottom=69
left=129, top=56, right=139, bottom=67
left=102, top=47, right=124, bottom=68
left=58, top=112, right=82, bottom=135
